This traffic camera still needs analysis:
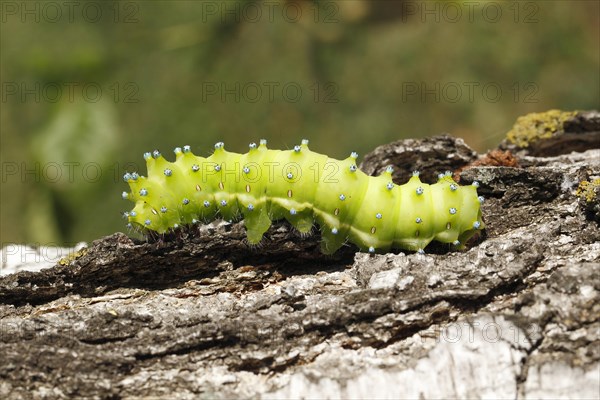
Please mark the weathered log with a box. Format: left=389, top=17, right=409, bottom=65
left=1, top=117, right=598, bottom=399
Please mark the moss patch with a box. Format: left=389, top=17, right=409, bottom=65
left=576, top=179, right=600, bottom=203
left=58, top=248, right=88, bottom=266
left=506, top=110, right=578, bottom=148
left=576, top=179, right=600, bottom=222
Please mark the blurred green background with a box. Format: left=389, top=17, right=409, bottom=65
left=1, top=0, right=598, bottom=246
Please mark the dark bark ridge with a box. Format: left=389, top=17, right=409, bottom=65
left=1, top=129, right=599, bottom=398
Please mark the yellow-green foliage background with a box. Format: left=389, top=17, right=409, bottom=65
left=1, top=0, right=598, bottom=245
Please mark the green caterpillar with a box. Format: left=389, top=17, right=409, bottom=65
left=122, top=140, right=484, bottom=254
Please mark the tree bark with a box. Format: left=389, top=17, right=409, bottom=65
left=1, top=119, right=599, bottom=399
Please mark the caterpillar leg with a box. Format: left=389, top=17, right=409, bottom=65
left=320, top=225, right=346, bottom=255
left=243, top=204, right=272, bottom=244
